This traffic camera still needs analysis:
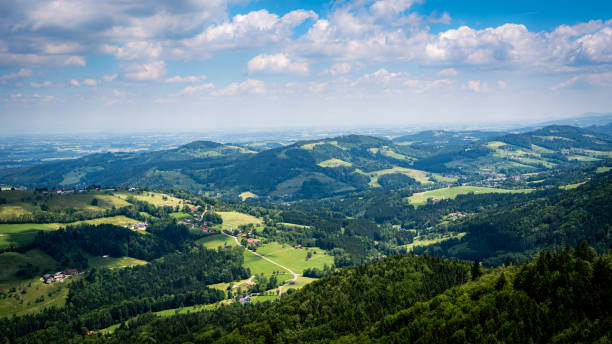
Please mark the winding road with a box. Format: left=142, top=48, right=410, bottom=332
left=222, top=231, right=298, bottom=297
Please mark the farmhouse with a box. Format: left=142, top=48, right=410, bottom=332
left=239, top=296, right=252, bottom=304
left=448, top=212, right=465, bottom=217
left=247, top=238, right=260, bottom=244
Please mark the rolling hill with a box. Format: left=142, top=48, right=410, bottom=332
left=1, top=126, right=611, bottom=200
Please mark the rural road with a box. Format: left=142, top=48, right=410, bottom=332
left=222, top=231, right=298, bottom=297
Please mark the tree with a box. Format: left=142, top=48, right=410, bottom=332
left=471, top=259, right=481, bottom=280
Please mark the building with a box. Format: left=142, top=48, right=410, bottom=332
left=247, top=238, right=260, bottom=244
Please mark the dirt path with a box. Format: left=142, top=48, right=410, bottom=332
left=222, top=231, right=298, bottom=297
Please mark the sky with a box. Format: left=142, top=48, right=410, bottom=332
left=1, top=0, right=612, bottom=134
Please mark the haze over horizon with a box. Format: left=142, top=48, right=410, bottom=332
left=1, top=0, right=612, bottom=133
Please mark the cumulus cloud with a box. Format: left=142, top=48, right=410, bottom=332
left=466, top=80, right=488, bottom=92
left=438, top=68, right=457, bottom=77
left=212, top=79, right=265, bottom=96
left=103, top=74, right=117, bottom=81
left=183, top=9, right=317, bottom=52
left=29, top=80, right=53, bottom=88
left=247, top=53, right=308, bottom=74
left=101, top=41, right=162, bottom=60
left=0, top=68, right=32, bottom=81
left=497, top=80, right=507, bottom=89
left=551, top=71, right=612, bottom=90
left=70, top=79, right=80, bottom=86
left=181, top=83, right=215, bottom=95
left=83, top=78, right=97, bottom=86
left=165, top=75, right=207, bottom=83
left=124, top=61, right=166, bottom=80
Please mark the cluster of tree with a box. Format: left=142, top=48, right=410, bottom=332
left=0, top=247, right=249, bottom=342
left=75, top=253, right=469, bottom=343
left=31, top=224, right=187, bottom=269
left=204, top=212, right=223, bottom=224
left=416, top=171, right=612, bottom=265
left=347, top=244, right=612, bottom=343
left=302, top=264, right=334, bottom=278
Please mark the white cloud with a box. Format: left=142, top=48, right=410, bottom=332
left=308, top=82, right=328, bottom=93
left=371, top=0, right=420, bottom=18
left=113, top=89, right=127, bottom=97
left=466, top=80, right=488, bottom=92
left=323, top=62, right=360, bottom=75
left=29, top=80, right=53, bottom=88
left=43, top=42, right=81, bottom=54
left=497, top=80, right=507, bottom=89
left=9, top=93, right=53, bottom=103
left=183, top=9, right=317, bottom=52
left=124, top=61, right=166, bottom=80
left=70, top=79, right=80, bottom=86
left=103, top=74, right=118, bottom=81
left=102, top=41, right=162, bottom=60
left=0, top=68, right=32, bottom=81
left=181, top=83, right=215, bottom=95
left=212, top=79, right=265, bottom=96
left=551, top=71, right=612, bottom=90
left=438, top=68, right=457, bottom=77
left=83, top=78, right=97, bottom=86
left=165, top=75, right=207, bottom=83
left=247, top=53, right=308, bottom=74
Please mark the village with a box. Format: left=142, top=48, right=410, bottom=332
left=40, top=269, right=80, bottom=284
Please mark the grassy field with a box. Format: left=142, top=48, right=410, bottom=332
left=0, top=223, right=56, bottom=249
left=301, top=140, right=345, bottom=151
left=0, top=249, right=68, bottom=317
left=405, top=233, right=466, bottom=252
left=317, top=158, right=352, bottom=168
left=115, top=191, right=187, bottom=207
left=238, top=191, right=258, bottom=201
left=217, top=211, right=263, bottom=228
left=0, top=276, right=71, bottom=317
left=255, top=242, right=333, bottom=274
left=197, top=234, right=238, bottom=250
left=596, top=166, right=612, bottom=173
left=358, top=167, right=435, bottom=186
left=407, top=186, right=534, bottom=206
left=278, top=222, right=310, bottom=229
left=0, top=216, right=141, bottom=249
left=88, top=256, right=148, bottom=269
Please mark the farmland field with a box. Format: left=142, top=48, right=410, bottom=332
left=255, top=242, right=333, bottom=274
left=217, top=211, right=263, bottom=228
left=115, top=191, right=187, bottom=207
left=197, top=234, right=238, bottom=249
left=0, top=223, right=56, bottom=249
left=88, top=256, right=148, bottom=269
left=238, top=191, right=258, bottom=201
left=407, top=186, right=534, bottom=206
left=318, top=158, right=352, bottom=168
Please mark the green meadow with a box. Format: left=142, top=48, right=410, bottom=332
left=407, top=186, right=534, bottom=206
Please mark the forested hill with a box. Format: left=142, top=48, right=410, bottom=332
left=56, top=246, right=612, bottom=343
left=417, top=170, right=612, bottom=265
left=1, top=125, right=611, bottom=200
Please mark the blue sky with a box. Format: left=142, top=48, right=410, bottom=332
left=1, top=0, right=612, bottom=133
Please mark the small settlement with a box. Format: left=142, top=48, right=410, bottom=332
left=40, top=269, right=79, bottom=284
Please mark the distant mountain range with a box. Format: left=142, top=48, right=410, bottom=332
left=1, top=125, right=610, bottom=200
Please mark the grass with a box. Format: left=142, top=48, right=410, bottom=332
left=217, top=211, right=263, bottom=228
left=254, top=242, right=333, bottom=274
left=567, top=155, right=600, bottom=162
left=0, top=276, right=71, bottom=317
left=0, top=249, right=67, bottom=317
left=596, top=166, right=612, bottom=173
left=358, top=167, right=435, bottom=187
left=243, top=250, right=291, bottom=276
left=301, top=140, right=345, bottom=151
left=407, top=186, right=534, bottom=206
left=405, top=233, right=466, bottom=252
left=317, top=158, right=352, bottom=168
left=559, top=182, right=587, bottom=190
left=486, top=141, right=507, bottom=149
left=169, top=212, right=192, bottom=220
left=88, top=256, right=148, bottom=269
left=278, top=222, right=310, bottom=229
left=197, top=234, right=238, bottom=250
left=115, top=191, right=187, bottom=207
left=238, top=192, right=258, bottom=201
left=0, top=224, right=56, bottom=249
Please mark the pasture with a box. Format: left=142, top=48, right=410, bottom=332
left=239, top=191, right=258, bottom=201
left=255, top=242, right=333, bottom=274
left=407, top=186, right=534, bottom=206
left=197, top=234, right=238, bottom=250
left=217, top=211, right=263, bottom=228
left=88, top=256, right=148, bottom=269
left=115, top=191, right=187, bottom=207
left=318, top=158, right=352, bottom=168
